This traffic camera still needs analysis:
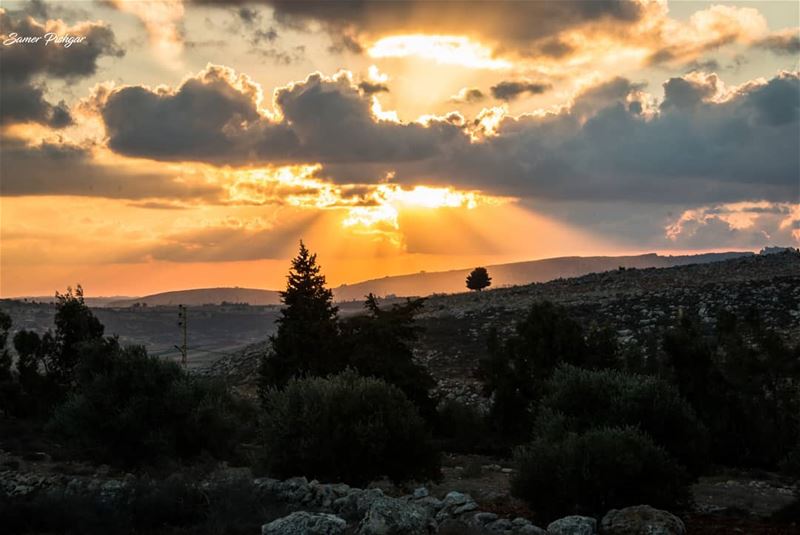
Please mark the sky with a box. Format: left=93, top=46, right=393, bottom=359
left=0, top=0, right=798, bottom=297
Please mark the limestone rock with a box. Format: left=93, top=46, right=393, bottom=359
left=600, top=505, right=685, bottom=535
left=547, top=515, right=597, bottom=535
left=261, top=511, right=346, bottom=535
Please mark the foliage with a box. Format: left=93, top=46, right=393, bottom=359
left=477, top=302, right=589, bottom=438
left=466, top=267, right=492, bottom=292
left=48, top=338, right=253, bottom=467
left=511, top=426, right=689, bottom=520
left=258, top=242, right=343, bottom=395
left=662, top=310, right=800, bottom=468
left=435, top=399, right=498, bottom=454
left=260, top=370, right=440, bottom=486
left=340, top=294, right=437, bottom=421
left=10, top=286, right=105, bottom=411
left=537, top=365, right=709, bottom=475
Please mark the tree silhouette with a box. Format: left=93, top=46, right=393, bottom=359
left=466, top=267, right=492, bottom=291
left=259, top=241, right=342, bottom=396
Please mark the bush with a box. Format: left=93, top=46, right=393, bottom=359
left=511, top=426, right=689, bottom=520
left=538, top=365, right=709, bottom=475
left=260, top=370, right=440, bottom=486
left=48, top=339, right=253, bottom=467
left=435, top=400, right=500, bottom=454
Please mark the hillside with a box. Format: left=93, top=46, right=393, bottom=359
left=204, top=251, right=800, bottom=399
left=330, top=251, right=753, bottom=300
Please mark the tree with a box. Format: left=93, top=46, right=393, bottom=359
left=340, top=294, right=437, bottom=421
left=258, top=241, right=342, bottom=396
left=477, top=301, right=589, bottom=438
left=466, top=267, right=491, bottom=292
left=11, top=285, right=104, bottom=408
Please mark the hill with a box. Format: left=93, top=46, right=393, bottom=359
left=330, top=251, right=753, bottom=300
left=108, top=287, right=282, bottom=307
left=203, top=250, right=799, bottom=393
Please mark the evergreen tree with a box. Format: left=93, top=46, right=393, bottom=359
left=259, top=241, right=341, bottom=396
left=466, top=267, right=492, bottom=291
left=340, top=294, right=437, bottom=421
left=0, top=310, right=12, bottom=381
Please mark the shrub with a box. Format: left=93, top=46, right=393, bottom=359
left=435, top=400, right=499, bottom=454
left=48, top=339, right=253, bottom=467
left=260, top=370, right=440, bottom=486
left=538, top=365, right=709, bottom=475
left=477, top=302, right=591, bottom=439
left=511, top=426, right=689, bottom=520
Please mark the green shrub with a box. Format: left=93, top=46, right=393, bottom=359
left=48, top=339, right=253, bottom=467
left=261, top=370, right=440, bottom=486
left=538, top=365, right=709, bottom=474
left=511, top=426, right=689, bottom=520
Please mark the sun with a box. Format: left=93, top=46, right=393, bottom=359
left=367, top=34, right=511, bottom=70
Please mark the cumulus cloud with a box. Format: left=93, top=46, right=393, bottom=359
left=0, top=7, right=123, bottom=126
left=490, top=80, right=552, bottom=101
left=449, top=87, right=486, bottom=104
left=95, top=65, right=799, bottom=207
left=100, top=66, right=464, bottom=165
left=357, top=80, right=389, bottom=96
left=665, top=202, right=800, bottom=248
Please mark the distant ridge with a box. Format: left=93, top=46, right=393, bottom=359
left=330, top=251, right=754, bottom=301
left=92, top=251, right=754, bottom=307
left=108, top=287, right=281, bottom=307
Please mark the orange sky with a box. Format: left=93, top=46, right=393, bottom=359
left=1, top=1, right=798, bottom=297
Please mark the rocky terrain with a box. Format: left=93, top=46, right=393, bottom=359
left=203, top=251, right=800, bottom=405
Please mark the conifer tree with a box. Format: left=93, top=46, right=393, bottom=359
left=259, top=241, right=341, bottom=396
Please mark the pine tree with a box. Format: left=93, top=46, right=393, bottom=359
left=466, top=267, right=492, bottom=291
left=259, top=241, right=341, bottom=396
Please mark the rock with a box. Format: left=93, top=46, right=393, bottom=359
left=412, top=487, right=429, bottom=499
left=600, top=505, right=685, bottom=535
left=547, top=515, right=597, bottom=535
left=357, top=496, right=435, bottom=535
left=472, top=512, right=498, bottom=525
left=435, top=491, right=478, bottom=523
left=262, top=511, right=346, bottom=535
left=333, top=488, right=386, bottom=521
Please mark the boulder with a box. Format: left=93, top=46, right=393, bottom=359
left=600, top=505, right=685, bottom=535
left=547, top=515, right=597, bottom=535
left=357, top=496, right=435, bottom=535
left=262, top=511, right=347, bottom=535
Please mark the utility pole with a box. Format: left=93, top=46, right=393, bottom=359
left=175, top=304, right=188, bottom=367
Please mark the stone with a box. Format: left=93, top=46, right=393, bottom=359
left=412, top=486, right=429, bottom=499
left=472, top=512, right=498, bottom=524
left=547, top=515, right=597, bottom=535
left=262, top=511, right=346, bottom=535
left=357, top=496, right=435, bottom=535
left=600, top=505, right=685, bottom=535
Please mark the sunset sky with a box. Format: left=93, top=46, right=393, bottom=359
left=1, top=0, right=798, bottom=297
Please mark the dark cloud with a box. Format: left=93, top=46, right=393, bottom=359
left=0, top=7, right=123, bottom=126
left=101, top=67, right=463, bottom=165
left=262, top=0, right=643, bottom=56
left=357, top=80, right=389, bottom=95
left=660, top=75, right=717, bottom=111
left=754, top=32, right=800, bottom=55
left=0, top=136, right=222, bottom=201
left=99, top=65, right=799, bottom=207
left=490, top=80, right=552, bottom=101
left=392, top=72, right=799, bottom=204
left=449, top=88, right=486, bottom=104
